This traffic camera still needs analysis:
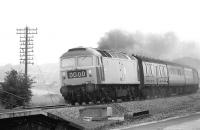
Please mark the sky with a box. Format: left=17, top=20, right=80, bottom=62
left=0, top=0, right=200, bottom=65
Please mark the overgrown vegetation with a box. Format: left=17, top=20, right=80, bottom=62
left=0, top=69, right=33, bottom=108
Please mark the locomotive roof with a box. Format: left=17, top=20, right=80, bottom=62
left=61, top=47, right=131, bottom=59
left=61, top=47, right=102, bottom=58
left=96, top=49, right=131, bottom=59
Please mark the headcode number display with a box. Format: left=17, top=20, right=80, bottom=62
left=67, top=70, right=87, bottom=79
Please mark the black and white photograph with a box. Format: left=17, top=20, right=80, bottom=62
left=0, top=0, right=200, bottom=129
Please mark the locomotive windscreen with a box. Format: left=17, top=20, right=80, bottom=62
left=61, top=58, right=75, bottom=67
left=61, top=56, right=93, bottom=68
left=77, top=56, right=93, bottom=66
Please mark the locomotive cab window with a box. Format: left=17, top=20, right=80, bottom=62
left=77, top=56, right=93, bottom=66
left=61, top=58, right=75, bottom=67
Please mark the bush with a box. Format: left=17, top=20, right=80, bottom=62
left=0, top=69, right=34, bottom=108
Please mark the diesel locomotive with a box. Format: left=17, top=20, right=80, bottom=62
left=60, top=47, right=199, bottom=104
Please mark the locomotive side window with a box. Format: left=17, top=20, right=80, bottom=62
left=77, top=56, right=93, bottom=66
left=61, top=58, right=75, bottom=67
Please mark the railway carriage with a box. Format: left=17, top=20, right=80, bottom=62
left=60, top=47, right=199, bottom=104
left=134, top=56, right=169, bottom=98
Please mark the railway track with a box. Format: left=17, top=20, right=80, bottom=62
left=21, top=88, right=200, bottom=113
left=25, top=91, right=200, bottom=110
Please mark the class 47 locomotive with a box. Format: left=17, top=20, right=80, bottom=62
left=60, top=47, right=199, bottom=105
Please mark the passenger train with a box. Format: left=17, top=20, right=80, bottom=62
left=60, top=47, right=199, bottom=104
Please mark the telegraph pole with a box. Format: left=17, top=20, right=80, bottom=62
left=17, top=26, right=37, bottom=78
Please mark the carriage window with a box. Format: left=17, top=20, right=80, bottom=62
left=61, top=58, right=75, bottom=67
left=145, top=63, right=153, bottom=76
left=149, top=64, right=153, bottom=76
left=159, top=66, right=163, bottom=77
left=162, top=67, right=166, bottom=77
left=78, top=56, right=93, bottom=66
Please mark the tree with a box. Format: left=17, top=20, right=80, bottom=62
left=0, top=69, right=33, bottom=108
